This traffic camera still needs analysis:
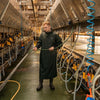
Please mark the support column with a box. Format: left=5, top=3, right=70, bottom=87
left=92, top=31, right=95, bottom=54
left=64, top=32, right=66, bottom=40
left=72, top=33, right=75, bottom=42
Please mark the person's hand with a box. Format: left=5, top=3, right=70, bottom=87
left=49, top=46, right=54, bottom=51
left=33, top=47, right=37, bottom=51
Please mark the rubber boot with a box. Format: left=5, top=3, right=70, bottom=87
left=49, top=78, right=55, bottom=90
left=36, top=79, right=43, bottom=91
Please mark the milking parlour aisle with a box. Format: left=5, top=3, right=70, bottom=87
left=0, top=49, right=85, bottom=100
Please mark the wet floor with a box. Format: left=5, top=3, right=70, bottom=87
left=0, top=50, right=85, bottom=100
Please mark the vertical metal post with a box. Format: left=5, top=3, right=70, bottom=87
left=0, top=70, right=1, bottom=81
left=2, top=49, right=5, bottom=77
left=92, top=31, right=95, bottom=54
left=50, top=0, right=53, bottom=27
left=20, top=2, right=23, bottom=39
left=9, top=47, right=11, bottom=66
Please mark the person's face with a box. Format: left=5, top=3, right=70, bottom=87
left=43, top=24, right=51, bottom=32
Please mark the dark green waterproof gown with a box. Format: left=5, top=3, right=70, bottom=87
left=36, top=31, right=62, bottom=80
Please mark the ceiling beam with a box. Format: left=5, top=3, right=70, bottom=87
left=34, top=1, right=51, bottom=6
left=36, top=11, right=49, bottom=15
left=30, top=18, right=44, bottom=21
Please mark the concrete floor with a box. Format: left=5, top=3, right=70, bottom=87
left=0, top=50, right=85, bottom=100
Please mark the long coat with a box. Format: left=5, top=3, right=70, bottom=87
left=36, top=31, right=62, bottom=79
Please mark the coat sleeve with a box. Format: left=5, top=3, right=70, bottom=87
left=54, top=34, right=62, bottom=49
left=36, top=34, right=42, bottom=49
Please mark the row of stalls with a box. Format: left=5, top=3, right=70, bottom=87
left=45, top=0, right=100, bottom=100
left=0, top=0, right=33, bottom=84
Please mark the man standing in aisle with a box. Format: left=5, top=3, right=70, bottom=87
left=34, top=21, right=62, bottom=91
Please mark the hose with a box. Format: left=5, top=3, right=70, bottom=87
left=65, top=57, right=84, bottom=94
left=64, top=24, right=81, bottom=80
left=85, top=0, right=96, bottom=100
left=64, top=34, right=88, bottom=100
left=0, top=80, right=20, bottom=100
left=58, top=24, right=80, bottom=80
left=58, top=24, right=85, bottom=97
left=86, top=0, right=95, bottom=72
left=92, top=74, right=100, bottom=99
left=92, top=66, right=100, bottom=98
left=56, top=30, right=73, bottom=67
left=92, top=67, right=100, bottom=82
left=73, top=1, right=96, bottom=99
left=8, top=47, right=12, bottom=66
left=59, top=54, right=73, bottom=82
left=58, top=51, right=69, bottom=70
left=57, top=27, right=74, bottom=70
left=56, top=24, right=82, bottom=95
